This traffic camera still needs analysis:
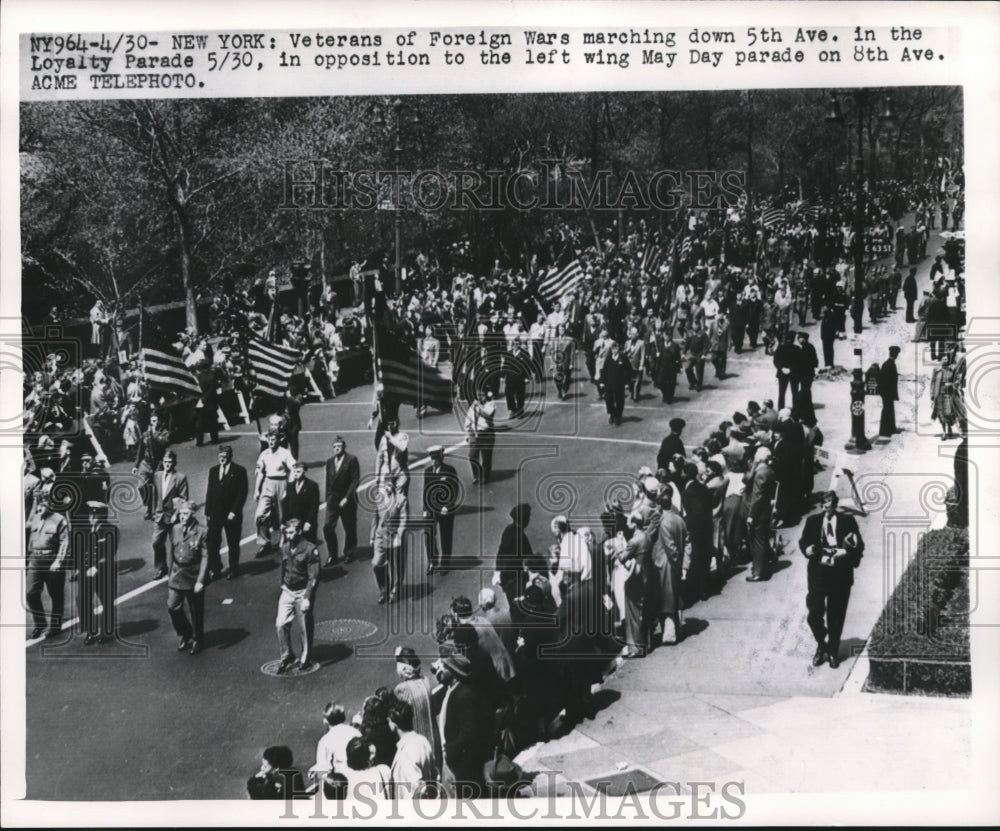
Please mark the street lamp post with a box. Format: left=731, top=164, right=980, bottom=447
left=826, top=90, right=896, bottom=335
left=373, top=98, right=420, bottom=295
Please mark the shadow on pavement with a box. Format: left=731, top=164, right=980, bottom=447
left=681, top=617, right=710, bottom=639
left=312, top=642, right=353, bottom=666
left=207, top=627, right=251, bottom=650
left=116, top=557, right=147, bottom=576
left=241, top=558, right=279, bottom=576
left=116, top=618, right=159, bottom=638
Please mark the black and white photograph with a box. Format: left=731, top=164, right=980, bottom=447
left=2, top=1, right=999, bottom=826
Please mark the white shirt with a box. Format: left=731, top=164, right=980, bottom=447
left=315, top=723, right=361, bottom=774
left=389, top=731, right=436, bottom=796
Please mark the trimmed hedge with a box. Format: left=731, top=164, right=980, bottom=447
left=865, top=526, right=970, bottom=696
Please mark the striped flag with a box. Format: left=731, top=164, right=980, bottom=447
left=641, top=236, right=663, bottom=275
left=247, top=336, right=302, bottom=396
left=379, top=348, right=453, bottom=411
left=679, top=236, right=693, bottom=260
left=141, top=343, right=202, bottom=398
left=538, top=257, right=583, bottom=302
left=761, top=207, right=786, bottom=228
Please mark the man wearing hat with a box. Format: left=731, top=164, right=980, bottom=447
left=744, top=446, right=777, bottom=582
left=204, top=444, right=249, bottom=581
left=423, top=446, right=460, bottom=574
left=280, top=461, right=321, bottom=544
left=451, top=595, right=516, bottom=684
left=323, top=436, right=360, bottom=565
left=795, top=332, right=819, bottom=423
left=151, top=450, right=189, bottom=581
left=275, top=517, right=321, bottom=673
left=434, top=652, right=486, bottom=798
left=657, top=418, right=687, bottom=471
left=254, top=430, right=297, bottom=558
left=167, top=500, right=208, bottom=654
left=798, top=492, right=865, bottom=668
left=652, top=482, right=686, bottom=644
left=25, top=484, right=69, bottom=639
left=878, top=346, right=901, bottom=439
left=76, top=501, right=118, bottom=644
left=624, top=326, right=646, bottom=402
left=493, top=503, right=534, bottom=601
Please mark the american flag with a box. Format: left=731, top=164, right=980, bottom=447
left=641, top=236, right=663, bottom=275
left=538, top=257, right=583, bottom=302
left=790, top=200, right=820, bottom=222
left=679, top=236, right=693, bottom=260
left=247, top=336, right=302, bottom=396
left=141, top=341, right=201, bottom=398
left=761, top=207, right=786, bottom=228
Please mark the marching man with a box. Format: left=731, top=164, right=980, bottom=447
left=254, top=430, right=296, bottom=557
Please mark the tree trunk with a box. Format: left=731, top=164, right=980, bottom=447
left=171, top=198, right=198, bottom=334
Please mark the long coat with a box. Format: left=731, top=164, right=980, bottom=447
left=651, top=508, right=686, bottom=615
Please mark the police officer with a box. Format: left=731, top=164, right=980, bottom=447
left=275, top=518, right=321, bottom=674
left=166, top=500, right=208, bottom=655
left=25, top=484, right=69, bottom=639
left=254, top=430, right=296, bottom=557
left=76, top=500, right=118, bottom=644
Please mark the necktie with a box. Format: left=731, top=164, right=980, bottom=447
left=825, top=520, right=834, bottom=545
left=221, top=465, right=228, bottom=480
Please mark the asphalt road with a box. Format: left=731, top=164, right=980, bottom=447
left=24, top=239, right=939, bottom=799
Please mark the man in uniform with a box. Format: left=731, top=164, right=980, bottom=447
left=25, top=485, right=69, bottom=639
left=151, top=450, right=189, bottom=580
left=204, top=445, right=249, bottom=581
left=76, top=500, right=117, bottom=644
left=166, top=500, right=208, bottom=655
left=280, top=461, right=321, bottom=544
left=464, top=390, right=496, bottom=484
left=798, top=492, right=865, bottom=668
left=323, top=436, right=360, bottom=565
left=422, top=446, right=460, bottom=574
left=878, top=346, right=901, bottom=439
left=275, top=518, right=321, bottom=673
left=254, top=430, right=296, bottom=557
left=132, top=410, right=170, bottom=521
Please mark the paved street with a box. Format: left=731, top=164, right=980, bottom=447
left=24, top=224, right=963, bottom=800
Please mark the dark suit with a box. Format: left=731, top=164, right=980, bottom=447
left=743, top=462, right=777, bottom=579
left=204, top=461, right=249, bottom=576
left=903, top=273, right=918, bottom=322
left=422, top=461, right=460, bottom=569
left=323, top=453, right=360, bottom=560
left=441, top=680, right=487, bottom=798
left=878, top=356, right=899, bottom=437
left=773, top=342, right=801, bottom=411
left=682, top=479, right=714, bottom=601
left=798, top=510, right=864, bottom=660
left=151, top=470, right=189, bottom=572
left=280, top=476, right=321, bottom=543
left=195, top=366, right=220, bottom=446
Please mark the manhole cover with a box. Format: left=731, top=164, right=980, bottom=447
left=313, top=618, right=379, bottom=642
left=585, top=768, right=666, bottom=796
left=260, top=659, right=321, bottom=678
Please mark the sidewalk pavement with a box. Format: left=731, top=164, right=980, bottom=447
left=516, top=225, right=973, bottom=797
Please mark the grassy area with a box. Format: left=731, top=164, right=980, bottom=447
left=865, top=526, right=970, bottom=696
